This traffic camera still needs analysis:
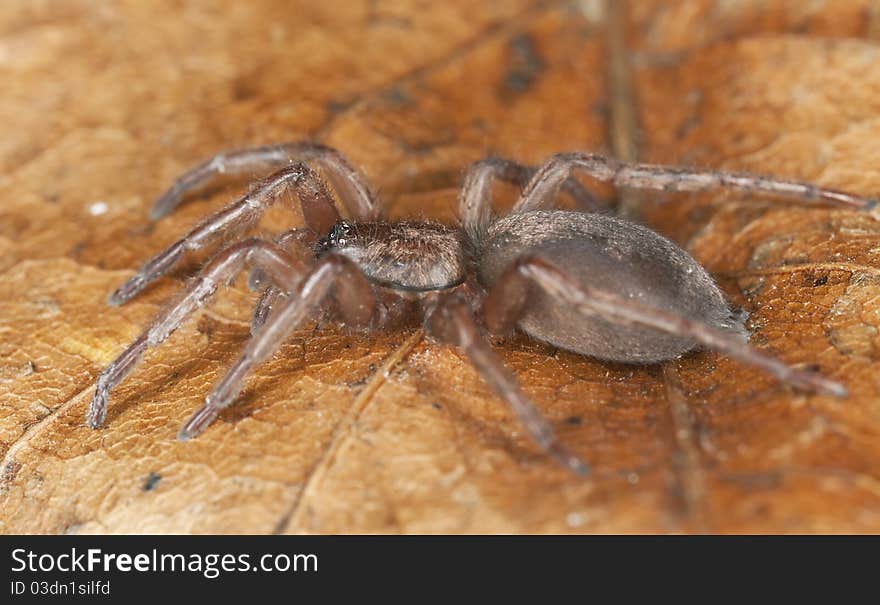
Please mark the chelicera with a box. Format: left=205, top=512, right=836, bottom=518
left=86, top=142, right=876, bottom=474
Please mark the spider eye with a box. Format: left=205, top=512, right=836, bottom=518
left=325, top=221, right=352, bottom=249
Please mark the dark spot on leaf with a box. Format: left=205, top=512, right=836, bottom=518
left=676, top=115, right=701, bottom=139
left=68, top=241, right=86, bottom=257
left=197, top=316, right=216, bottom=338
left=501, top=34, right=544, bottom=98
left=381, top=87, right=412, bottom=107
left=1, top=460, right=22, bottom=487
left=720, top=471, right=783, bottom=490
left=327, top=97, right=355, bottom=114
left=143, top=472, right=162, bottom=492
left=232, top=78, right=257, bottom=101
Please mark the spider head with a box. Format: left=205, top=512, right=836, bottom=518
left=314, top=220, right=354, bottom=256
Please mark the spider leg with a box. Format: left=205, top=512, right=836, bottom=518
left=251, top=285, right=286, bottom=336
left=484, top=255, right=848, bottom=398
left=87, top=238, right=307, bottom=429
left=458, top=157, right=602, bottom=238
left=151, top=141, right=378, bottom=221
left=178, top=253, right=375, bottom=439
left=424, top=292, right=590, bottom=476
left=110, top=163, right=338, bottom=306
left=247, top=227, right=316, bottom=290
left=511, top=152, right=878, bottom=215
left=247, top=227, right=317, bottom=335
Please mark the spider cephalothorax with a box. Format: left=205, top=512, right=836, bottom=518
left=87, top=142, right=874, bottom=474
left=317, top=219, right=467, bottom=291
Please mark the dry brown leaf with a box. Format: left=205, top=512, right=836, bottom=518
left=1, top=0, right=879, bottom=534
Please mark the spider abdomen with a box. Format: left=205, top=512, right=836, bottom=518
left=477, top=210, right=743, bottom=363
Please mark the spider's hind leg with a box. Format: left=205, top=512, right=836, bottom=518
left=424, top=292, right=590, bottom=476
left=484, top=255, right=847, bottom=398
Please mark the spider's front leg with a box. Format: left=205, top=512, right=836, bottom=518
left=424, top=292, right=590, bottom=476
left=88, top=238, right=307, bottom=429
left=179, top=253, right=375, bottom=439
left=109, top=162, right=342, bottom=306
left=247, top=227, right=317, bottom=335
left=483, top=255, right=847, bottom=398
left=511, top=152, right=878, bottom=215
left=150, top=141, right=378, bottom=221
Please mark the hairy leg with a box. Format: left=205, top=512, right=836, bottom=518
left=484, top=256, right=847, bottom=397
left=87, top=238, right=306, bottom=429
left=248, top=227, right=318, bottom=335
left=458, top=157, right=602, bottom=239
left=151, top=141, right=378, bottom=221
left=110, top=163, right=337, bottom=306
left=179, top=253, right=375, bottom=439
left=511, top=152, right=878, bottom=215
left=425, top=292, right=590, bottom=476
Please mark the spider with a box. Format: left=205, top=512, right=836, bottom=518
left=86, top=142, right=876, bottom=475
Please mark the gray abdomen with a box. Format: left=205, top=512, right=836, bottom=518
left=476, top=210, right=742, bottom=363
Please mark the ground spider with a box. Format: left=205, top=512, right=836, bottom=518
left=87, top=142, right=876, bottom=474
